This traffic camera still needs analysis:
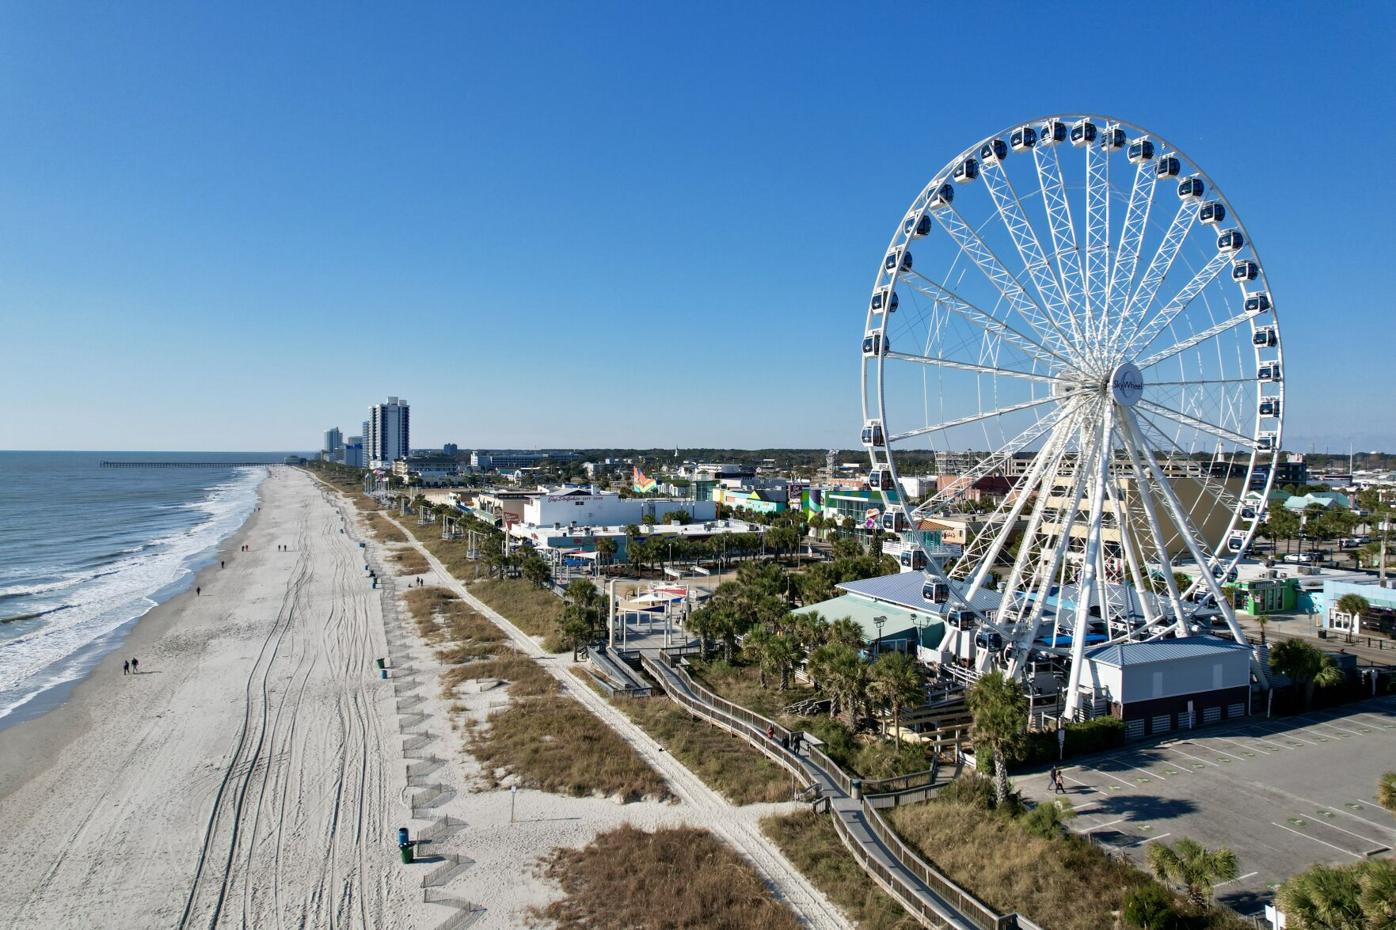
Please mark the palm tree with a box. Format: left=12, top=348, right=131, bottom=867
left=828, top=616, right=864, bottom=650
left=595, top=537, right=617, bottom=571
left=965, top=672, right=1028, bottom=805
left=1379, top=771, right=1396, bottom=814
left=1278, top=860, right=1396, bottom=930
left=808, top=643, right=866, bottom=725
left=743, top=625, right=797, bottom=690
left=869, top=651, right=922, bottom=740
left=1336, top=593, right=1370, bottom=634
left=1147, top=838, right=1238, bottom=909
left=1269, top=638, right=1345, bottom=710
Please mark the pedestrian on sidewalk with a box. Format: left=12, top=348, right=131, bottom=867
left=1055, top=770, right=1067, bottom=794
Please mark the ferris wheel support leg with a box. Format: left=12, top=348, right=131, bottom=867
left=991, top=429, right=1074, bottom=637
left=1115, top=424, right=1190, bottom=638
left=1120, top=410, right=1271, bottom=688
left=1063, top=406, right=1115, bottom=721
left=1007, top=424, right=1100, bottom=678
left=1105, top=476, right=1158, bottom=633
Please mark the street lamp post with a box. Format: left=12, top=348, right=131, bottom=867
left=873, top=615, right=886, bottom=656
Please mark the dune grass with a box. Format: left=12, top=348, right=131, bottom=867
left=469, top=576, right=565, bottom=650
left=535, top=825, right=802, bottom=930
left=888, top=799, right=1250, bottom=930
left=389, top=547, right=429, bottom=576
left=760, top=810, right=919, bottom=930
left=468, top=692, right=670, bottom=802
left=611, top=693, right=796, bottom=805
left=366, top=512, right=406, bottom=543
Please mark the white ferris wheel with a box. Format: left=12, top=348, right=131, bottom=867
left=859, top=115, right=1283, bottom=715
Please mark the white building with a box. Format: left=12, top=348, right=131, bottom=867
left=343, top=437, right=364, bottom=468
left=524, top=487, right=716, bottom=528
left=367, top=397, right=410, bottom=468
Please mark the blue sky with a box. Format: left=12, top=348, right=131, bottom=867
left=1, top=1, right=1392, bottom=452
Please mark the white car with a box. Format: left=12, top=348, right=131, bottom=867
left=1283, top=552, right=1320, bottom=564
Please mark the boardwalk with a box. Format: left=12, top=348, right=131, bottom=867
left=640, top=650, right=1015, bottom=930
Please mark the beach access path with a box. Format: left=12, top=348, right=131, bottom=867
left=0, top=468, right=422, bottom=930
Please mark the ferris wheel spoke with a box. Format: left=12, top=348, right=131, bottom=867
left=1136, top=398, right=1256, bottom=449
left=1121, top=250, right=1232, bottom=358
left=1032, top=144, right=1086, bottom=317
left=958, top=430, right=1069, bottom=598
left=1134, top=309, right=1254, bottom=369
left=980, top=160, right=1084, bottom=345
left=995, top=427, right=1091, bottom=641
left=1083, top=137, right=1113, bottom=342
left=909, top=406, right=1071, bottom=517
left=883, top=350, right=1060, bottom=384
left=888, top=395, right=1058, bottom=444
left=1117, top=198, right=1198, bottom=350
left=1132, top=408, right=1247, bottom=518
left=1103, top=156, right=1158, bottom=352
left=934, top=206, right=1077, bottom=358
left=1146, top=377, right=1254, bottom=388
left=1103, top=472, right=1161, bottom=631
left=903, top=273, right=1068, bottom=367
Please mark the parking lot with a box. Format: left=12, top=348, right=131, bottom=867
left=1020, top=695, right=1396, bottom=916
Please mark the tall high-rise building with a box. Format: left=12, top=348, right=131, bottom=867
left=322, top=427, right=343, bottom=457
left=367, top=397, right=410, bottom=468
left=344, top=436, right=364, bottom=468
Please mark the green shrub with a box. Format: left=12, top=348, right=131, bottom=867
left=1020, top=717, right=1126, bottom=766
left=1018, top=798, right=1075, bottom=838
left=1121, top=884, right=1178, bottom=930
left=938, top=773, right=996, bottom=811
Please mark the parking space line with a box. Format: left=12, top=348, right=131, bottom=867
left=1214, top=871, right=1259, bottom=888
left=1212, top=735, right=1275, bottom=755
left=1270, top=821, right=1363, bottom=859
left=1310, top=817, right=1388, bottom=850
left=1295, top=712, right=1362, bottom=737
left=1225, top=729, right=1291, bottom=751
left=1246, top=720, right=1319, bottom=746
left=1061, top=773, right=1108, bottom=797
left=1161, top=744, right=1221, bottom=767
left=1120, top=831, right=1170, bottom=847
left=1187, top=739, right=1248, bottom=762
left=1076, top=764, right=1147, bottom=791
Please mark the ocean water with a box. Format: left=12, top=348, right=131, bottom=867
left=0, top=451, right=282, bottom=726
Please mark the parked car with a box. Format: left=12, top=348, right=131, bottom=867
left=1283, top=552, right=1320, bottom=564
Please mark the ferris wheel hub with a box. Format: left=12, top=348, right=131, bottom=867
left=1109, top=362, right=1144, bottom=407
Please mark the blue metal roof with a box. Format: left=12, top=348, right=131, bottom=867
left=836, top=571, right=1003, bottom=613
left=1084, top=635, right=1251, bottom=668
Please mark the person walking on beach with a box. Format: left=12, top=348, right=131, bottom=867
left=123, top=660, right=130, bottom=676
left=220, top=560, right=225, bottom=569
left=131, top=657, right=139, bottom=674
left=196, top=586, right=201, bottom=596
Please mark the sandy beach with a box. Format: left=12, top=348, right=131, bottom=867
left=0, top=468, right=847, bottom=930
left=0, top=468, right=417, bottom=929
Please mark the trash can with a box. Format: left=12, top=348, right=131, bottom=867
left=397, top=827, right=409, bottom=847
left=399, top=843, right=413, bottom=864
left=376, top=658, right=386, bottom=669
left=380, top=668, right=388, bottom=680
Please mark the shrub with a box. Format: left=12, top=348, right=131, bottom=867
left=938, top=773, right=996, bottom=811
left=1122, top=884, right=1179, bottom=930
left=1018, top=797, right=1074, bottom=838
left=1021, top=716, right=1126, bottom=766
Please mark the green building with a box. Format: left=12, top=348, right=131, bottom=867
left=1224, top=576, right=1299, bottom=615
